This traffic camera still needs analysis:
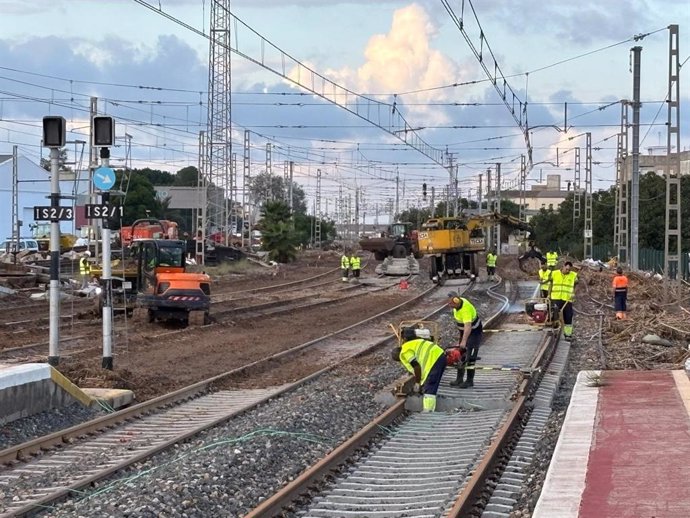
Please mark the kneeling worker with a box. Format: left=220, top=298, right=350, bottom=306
left=448, top=292, right=483, bottom=388
left=391, top=327, right=447, bottom=412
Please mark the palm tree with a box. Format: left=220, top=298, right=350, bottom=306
left=260, top=201, right=298, bottom=263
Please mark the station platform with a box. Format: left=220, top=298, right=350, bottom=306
left=534, top=370, right=690, bottom=518
left=0, top=363, right=134, bottom=425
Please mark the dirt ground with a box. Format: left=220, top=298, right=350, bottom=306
left=52, top=252, right=428, bottom=401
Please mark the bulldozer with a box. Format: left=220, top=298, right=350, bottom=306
left=93, top=219, right=211, bottom=325
left=417, top=212, right=535, bottom=284
left=358, top=222, right=422, bottom=275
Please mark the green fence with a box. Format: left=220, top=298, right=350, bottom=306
left=590, top=243, right=689, bottom=280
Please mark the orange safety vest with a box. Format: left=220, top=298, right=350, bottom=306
left=612, top=275, right=628, bottom=293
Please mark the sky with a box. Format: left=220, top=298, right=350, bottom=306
left=0, top=0, right=688, bottom=222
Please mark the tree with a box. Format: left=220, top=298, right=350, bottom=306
left=112, top=169, right=164, bottom=227
left=249, top=172, right=307, bottom=215
left=137, top=168, right=175, bottom=186
left=174, top=166, right=199, bottom=187
left=259, top=200, right=299, bottom=263
left=293, top=214, right=336, bottom=246
left=40, top=147, right=72, bottom=173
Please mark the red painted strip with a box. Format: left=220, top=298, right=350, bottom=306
left=579, top=371, right=690, bottom=517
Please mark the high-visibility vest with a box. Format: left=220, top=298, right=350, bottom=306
left=399, top=338, right=445, bottom=385
left=350, top=256, right=361, bottom=270
left=79, top=257, right=91, bottom=275
left=452, top=298, right=481, bottom=328
left=550, top=270, right=577, bottom=301
left=486, top=253, right=497, bottom=267
left=341, top=255, right=350, bottom=269
left=612, top=275, right=628, bottom=293
left=546, top=251, right=558, bottom=267
left=538, top=269, right=551, bottom=291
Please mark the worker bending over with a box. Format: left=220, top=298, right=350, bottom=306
left=391, top=327, right=447, bottom=412
left=486, top=249, right=497, bottom=281
left=448, top=292, right=483, bottom=388
left=612, top=266, right=628, bottom=320
left=349, top=254, right=361, bottom=279
left=340, top=252, right=350, bottom=281
left=549, top=261, right=578, bottom=340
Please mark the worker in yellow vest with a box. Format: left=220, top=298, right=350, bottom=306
left=340, top=252, right=350, bottom=282
left=79, top=251, right=92, bottom=289
left=546, top=250, right=559, bottom=270
left=486, top=249, right=497, bottom=281
left=549, top=261, right=578, bottom=340
left=538, top=261, right=551, bottom=299
left=391, top=327, right=447, bottom=412
left=448, top=292, right=483, bottom=388
left=349, top=254, right=361, bottom=279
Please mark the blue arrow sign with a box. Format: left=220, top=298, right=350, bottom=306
left=93, top=166, right=116, bottom=191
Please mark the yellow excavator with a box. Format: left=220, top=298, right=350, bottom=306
left=417, top=212, right=538, bottom=283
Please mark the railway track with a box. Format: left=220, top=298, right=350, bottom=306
left=0, top=277, right=466, bottom=517
left=244, top=279, right=564, bottom=518
left=0, top=268, right=363, bottom=362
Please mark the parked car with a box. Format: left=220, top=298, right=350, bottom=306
left=1, top=238, right=40, bottom=253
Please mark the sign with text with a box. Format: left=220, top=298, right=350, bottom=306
left=84, top=204, right=123, bottom=219
left=33, top=206, right=74, bottom=221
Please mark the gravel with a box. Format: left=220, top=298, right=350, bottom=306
left=0, top=403, right=103, bottom=450
left=45, top=347, right=405, bottom=518
left=508, top=290, right=606, bottom=517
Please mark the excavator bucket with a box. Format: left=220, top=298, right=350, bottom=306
left=375, top=256, right=420, bottom=276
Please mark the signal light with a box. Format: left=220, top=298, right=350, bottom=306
left=42, top=116, right=66, bottom=148
left=422, top=182, right=427, bottom=198
left=93, top=116, right=115, bottom=147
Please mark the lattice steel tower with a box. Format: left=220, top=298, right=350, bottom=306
left=664, top=25, right=682, bottom=294
left=205, top=0, right=233, bottom=245
left=583, top=133, right=593, bottom=259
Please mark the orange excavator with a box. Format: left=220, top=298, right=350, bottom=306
left=95, top=219, right=211, bottom=325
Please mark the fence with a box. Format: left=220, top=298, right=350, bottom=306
left=591, top=243, right=689, bottom=280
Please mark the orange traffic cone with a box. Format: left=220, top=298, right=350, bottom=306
left=399, top=279, right=409, bottom=290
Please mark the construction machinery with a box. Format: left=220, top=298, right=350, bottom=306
left=29, top=222, right=77, bottom=252
left=417, top=212, right=535, bottom=284
left=358, top=222, right=421, bottom=275
left=120, top=219, right=178, bottom=247
left=93, top=219, right=211, bottom=325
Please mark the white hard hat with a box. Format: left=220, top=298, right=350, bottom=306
left=85, top=251, right=91, bottom=257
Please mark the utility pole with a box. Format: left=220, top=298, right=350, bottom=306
left=518, top=155, right=527, bottom=223
left=664, top=24, right=682, bottom=295
left=288, top=161, right=294, bottom=223
left=243, top=129, right=251, bottom=249
left=617, top=102, right=630, bottom=264
left=354, top=186, right=360, bottom=240
left=486, top=168, right=492, bottom=250
left=10, top=146, right=19, bottom=264
left=315, top=169, right=322, bottom=249
left=630, top=45, right=642, bottom=269
left=265, top=142, right=272, bottom=204
left=430, top=186, right=435, bottom=217
left=283, top=161, right=289, bottom=202
left=573, top=147, right=581, bottom=223
left=88, top=97, right=99, bottom=260
left=584, top=132, right=593, bottom=259
left=195, top=131, right=207, bottom=264
left=495, top=163, right=502, bottom=253
left=478, top=173, right=483, bottom=215
left=230, top=152, right=238, bottom=236
left=394, top=168, right=400, bottom=220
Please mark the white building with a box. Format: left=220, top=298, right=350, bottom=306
left=502, top=174, right=570, bottom=217
left=0, top=153, right=89, bottom=240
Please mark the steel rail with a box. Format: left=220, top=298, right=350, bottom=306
left=0, top=281, right=460, bottom=516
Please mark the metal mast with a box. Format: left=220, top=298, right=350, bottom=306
left=583, top=133, right=593, bottom=259
left=243, top=129, right=251, bottom=249
left=664, top=24, right=682, bottom=295
left=630, top=46, right=642, bottom=269
left=573, top=147, right=581, bottom=222
left=196, top=131, right=207, bottom=263
left=615, top=101, right=629, bottom=264
left=315, top=168, right=322, bottom=249
left=265, top=143, right=272, bottom=203
left=518, top=155, right=527, bottom=224
left=206, top=0, right=232, bottom=244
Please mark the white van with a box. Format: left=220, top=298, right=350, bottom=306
left=1, top=238, right=40, bottom=253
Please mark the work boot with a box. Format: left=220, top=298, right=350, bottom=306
left=459, top=368, right=475, bottom=388
left=449, top=369, right=465, bottom=387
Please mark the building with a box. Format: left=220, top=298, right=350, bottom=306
left=622, top=149, right=690, bottom=178
left=0, top=153, right=89, bottom=241
left=501, top=174, right=570, bottom=217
